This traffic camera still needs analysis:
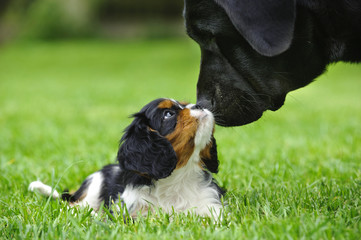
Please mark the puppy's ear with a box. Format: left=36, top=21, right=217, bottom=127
left=200, top=136, right=219, bottom=173
left=117, top=115, right=177, bottom=180
left=216, top=0, right=296, bottom=56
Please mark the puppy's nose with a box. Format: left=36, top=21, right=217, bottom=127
left=191, top=104, right=204, bottom=110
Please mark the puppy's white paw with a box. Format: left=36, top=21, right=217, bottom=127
left=29, top=180, right=60, bottom=199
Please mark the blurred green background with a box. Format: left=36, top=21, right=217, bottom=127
left=0, top=0, right=184, bottom=42
left=1, top=1, right=361, bottom=238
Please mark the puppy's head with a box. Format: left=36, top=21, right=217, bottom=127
left=117, top=98, right=219, bottom=180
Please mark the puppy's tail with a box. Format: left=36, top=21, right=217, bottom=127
left=28, top=180, right=60, bottom=199
left=29, top=180, right=88, bottom=203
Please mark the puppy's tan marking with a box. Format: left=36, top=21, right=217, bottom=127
left=158, top=99, right=174, bottom=109
left=166, top=108, right=198, bottom=169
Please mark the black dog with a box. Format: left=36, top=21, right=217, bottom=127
left=29, top=99, right=224, bottom=219
left=184, top=0, right=361, bottom=126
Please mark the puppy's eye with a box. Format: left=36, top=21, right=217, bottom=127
left=163, top=111, right=174, bottom=120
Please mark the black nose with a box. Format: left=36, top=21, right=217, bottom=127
left=191, top=104, right=203, bottom=110
left=196, top=99, right=212, bottom=110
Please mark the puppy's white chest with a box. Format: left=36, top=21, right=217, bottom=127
left=154, top=174, right=202, bottom=211
left=151, top=163, right=221, bottom=216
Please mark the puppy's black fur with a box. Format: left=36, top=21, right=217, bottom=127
left=184, top=0, right=361, bottom=126
left=118, top=100, right=178, bottom=181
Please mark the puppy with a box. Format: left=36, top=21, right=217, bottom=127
left=29, top=98, right=224, bottom=219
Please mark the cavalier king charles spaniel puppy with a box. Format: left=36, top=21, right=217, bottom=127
left=29, top=98, right=224, bottom=219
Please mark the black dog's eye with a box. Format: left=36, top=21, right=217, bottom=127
left=163, top=110, right=175, bottom=120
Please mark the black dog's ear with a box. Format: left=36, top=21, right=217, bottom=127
left=216, top=0, right=296, bottom=56
left=201, top=136, right=219, bottom=173
left=117, top=116, right=177, bottom=180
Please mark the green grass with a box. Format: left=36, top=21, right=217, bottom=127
left=0, top=38, right=361, bottom=239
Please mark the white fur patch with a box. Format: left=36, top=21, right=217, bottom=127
left=73, top=172, right=103, bottom=210
left=121, top=185, right=155, bottom=217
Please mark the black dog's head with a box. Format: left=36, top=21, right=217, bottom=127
left=184, top=0, right=361, bottom=126
left=117, top=98, right=219, bottom=180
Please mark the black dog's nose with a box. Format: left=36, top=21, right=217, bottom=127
left=191, top=104, right=203, bottom=110
left=196, top=99, right=212, bottom=110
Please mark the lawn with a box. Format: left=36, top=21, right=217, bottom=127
left=0, top=39, right=360, bottom=239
